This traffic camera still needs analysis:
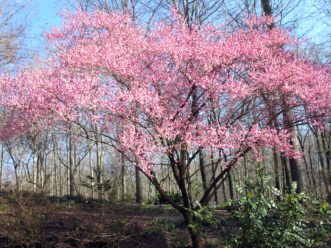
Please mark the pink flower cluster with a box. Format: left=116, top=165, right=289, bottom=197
left=0, top=10, right=330, bottom=174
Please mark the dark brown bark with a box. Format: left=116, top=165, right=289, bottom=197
left=211, top=150, right=219, bottom=205
left=321, top=132, right=331, bottom=186
left=68, top=129, right=75, bottom=196
left=121, top=153, right=127, bottom=201
left=14, top=165, right=20, bottom=194
left=297, top=131, right=314, bottom=193
left=308, top=141, right=318, bottom=196
left=183, top=210, right=201, bottom=248
left=228, top=171, right=234, bottom=200
left=289, top=155, right=304, bottom=193
left=199, top=150, right=207, bottom=191
left=135, top=166, right=143, bottom=204
left=273, top=148, right=281, bottom=191
left=281, top=155, right=292, bottom=192
left=95, top=133, right=103, bottom=200
left=316, top=130, right=330, bottom=195
left=261, top=0, right=272, bottom=15
left=282, top=103, right=304, bottom=193
left=0, top=145, right=3, bottom=191
left=261, top=0, right=275, bottom=28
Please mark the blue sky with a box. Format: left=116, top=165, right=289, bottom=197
left=27, top=0, right=66, bottom=51
left=23, top=0, right=330, bottom=55
left=31, top=0, right=64, bottom=31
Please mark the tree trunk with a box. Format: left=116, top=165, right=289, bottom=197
left=121, top=153, right=127, bottom=201
left=33, top=155, right=37, bottom=193
left=182, top=209, right=201, bottom=248
left=0, top=145, right=3, bottom=191
left=211, top=149, right=219, bottom=205
left=89, top=143, right=94, bottom=198
left=303, top=152, right=312, bottom=193
left=289, top=155, right=304, bottom=193
left=321, top=132, right=331, bottom=184
left=297, top=131, right=313, bottom=193
left=36, top=152, right=40, bottom=191
left=59, top=158, right=63, bottom=197
left=53, top=148, right=57, bottom=196
left=135, top=166, right=143, bottom=204
left=228, top=171, right=234, bottom=200
left=283, top=108, right=304, bottom=193
left=281, top=155, right=291, bottom=192
left=308, top=142, right=318, bottom=197
left=273, top=148, right=281, bottom=192
left=315, top=131, right=330, bottom=195
left=199, top=150, right=207, bottom=191
left=14, top=165, right=20, bottom=194
left=69, top=169, right=75, bottom=196
left=68, top=130, right=75, bottom=196
left=95, top=134, right=104, bottom=200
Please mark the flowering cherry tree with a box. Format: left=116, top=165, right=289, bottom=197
left=1, top=10, right=330, bottom=247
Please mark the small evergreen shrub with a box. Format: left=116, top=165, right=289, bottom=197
left=224, top=166, right=331, bottom=248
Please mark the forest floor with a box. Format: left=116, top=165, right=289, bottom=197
left=0, top=191, right=231, bottom=248
left=1, top=191, right=329, bottom=248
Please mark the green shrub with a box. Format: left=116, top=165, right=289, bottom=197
left=225, top=166, right=331, bottom=248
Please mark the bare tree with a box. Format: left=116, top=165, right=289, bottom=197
left=0, top=0, right=30, bottom=70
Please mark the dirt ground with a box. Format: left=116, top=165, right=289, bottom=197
left=0, top=191, right=330, bottom=248
left=0, top=191, right=205, bottom=248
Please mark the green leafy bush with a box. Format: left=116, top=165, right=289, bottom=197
left=225, top=166, right=331, bottom=248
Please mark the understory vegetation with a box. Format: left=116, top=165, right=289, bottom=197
left=0, top=167, right=330, bottom=248
left=224, top=167, right=331, bottom=248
